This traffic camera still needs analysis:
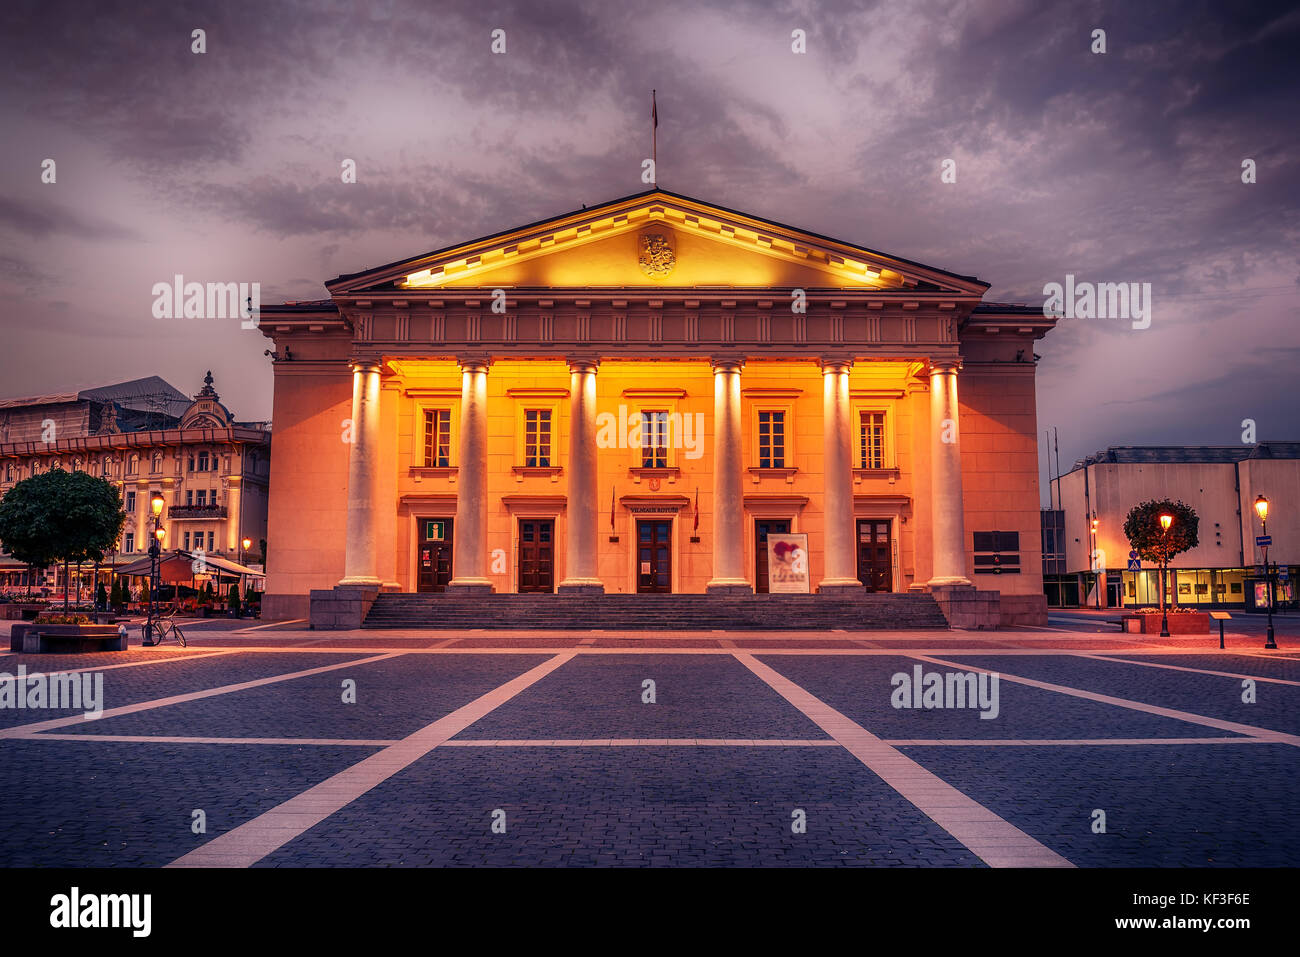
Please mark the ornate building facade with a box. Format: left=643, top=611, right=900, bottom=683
left=0, top=373, right=270, bottom=590
left=258, top=190, right=1056, bottom=624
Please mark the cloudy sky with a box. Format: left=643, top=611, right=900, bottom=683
left=1, top=0, right=1296, bottom=499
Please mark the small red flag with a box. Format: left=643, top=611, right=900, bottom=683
left=652, top=90, right=658, bottom=129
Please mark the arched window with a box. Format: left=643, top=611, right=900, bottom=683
left=72, top=457, right=82, bottom=471
left=101, top=455, right=113, bottom=477
left=50, top=457, right=61, bottom=471
left=127, top=454, right=139, bottom=476
left=4, top=463, right=12, bottom=482
left=31, top=460, right=40, bottom=475
left=151, top=452, right=164, bottom=474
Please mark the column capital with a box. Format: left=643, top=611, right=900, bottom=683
left=929, top=357, right=963, bottom=375
left=349, top=358, right=383, bottom=374
left=710, top=356, right=745, bottom=374
left=565, top=356, right=601, bottom=374
left=456, top=356, right=493, bottom=374
left=818, top=357, right=853, bottom=374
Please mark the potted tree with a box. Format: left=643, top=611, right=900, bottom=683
left=0, top=468, right=127, bottom=651
left=227, top=583, right=242, bottom=618
left=1122, top=499, right=1207, bottom=634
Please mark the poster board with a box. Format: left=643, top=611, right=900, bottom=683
left=767, top=533, right=810, bottom=594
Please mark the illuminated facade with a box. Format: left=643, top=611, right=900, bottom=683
left=258, top=190, right=1056, bottom=623
left=1049, top=442, right=1300, bottom=610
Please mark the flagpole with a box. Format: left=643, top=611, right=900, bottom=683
left=651, top=89, right=657, bottom=186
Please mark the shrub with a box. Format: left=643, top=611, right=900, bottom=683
left=35, top=613, right=92, bottom=625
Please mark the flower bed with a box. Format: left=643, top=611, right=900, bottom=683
left=1131, top=608, right=1210, bottom=634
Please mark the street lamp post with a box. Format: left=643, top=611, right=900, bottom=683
left=1255, top=495, right=1277, bottom=650
left=238, top=537, right=252, bottom=618
left=1091, top=516, right=1101, bottom=609
left=143, top=491, right=166, bottom=646
left=1159, top=512, right=1173, bottom=638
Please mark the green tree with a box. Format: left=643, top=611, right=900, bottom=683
left=227, top=583, right=241, bottom=616
left=1124, top=499, right=1199, bottom=608
left=0, top=469, right=126, bottom=610
left=1123, top=499, right=1199, bottom=563
left=139, top=578, right=150, bottom=605
left=110, top=578, right=123, bottom=609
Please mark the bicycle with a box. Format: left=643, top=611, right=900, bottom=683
left=143, top=612, right=187, bottom=647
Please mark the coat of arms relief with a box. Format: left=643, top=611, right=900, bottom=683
left=638, top=232, right=675, bottom=277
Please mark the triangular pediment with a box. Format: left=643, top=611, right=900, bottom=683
left=327, top=190, right=987, bottom=298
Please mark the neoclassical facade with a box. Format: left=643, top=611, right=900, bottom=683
left=259, top=190, right=1055, bottom=622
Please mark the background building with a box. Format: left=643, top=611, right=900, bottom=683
left=0, top=373, right=271, bottom=595
left=1048, top=442, right=1300, bottom=610
left=260, top=189, right=1058, bottom=626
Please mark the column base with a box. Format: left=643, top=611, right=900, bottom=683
left=818, top=579, right=864, bottom=595
left=927, top=576, right=973, bottom=588
left=706, top=580, right=754, bottom=596
left=557, top=579, right=605, bottom=596
left=446, top=579, right=494, bottom=595
left=338, top=576, right=382, bottom=586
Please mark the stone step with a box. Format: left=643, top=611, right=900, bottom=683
left=361, top=592, right=949, bottom=630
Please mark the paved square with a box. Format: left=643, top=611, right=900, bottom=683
left=1, top=622, right=1295, bottom=867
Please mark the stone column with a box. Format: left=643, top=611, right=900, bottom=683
left=135, top=486, right=148, bottom=554
left=928, top=358, right=971, bottom=585
left=340, top=359, right=382, bottom=585
left=706, top=357, right=752, bottom=594
left=447, top=357, right=493, bottom=594
left=819, top=359, right=864, bottom=593
left=226, top=476, right=242, bottom=554
left=559, top=358, right=604, bottom=594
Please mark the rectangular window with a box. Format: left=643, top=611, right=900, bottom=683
left=973, top=531, right=1021, bottom=575
left=207, top=531, right=214, bottom=552
left=196, top=490, right=207, bottom=506
left=126, top=491, right=136, bottom=513
left=640, top=411, right=669, bottom=468
left=423, top=409, right=452, bottom=467
left=186, top=489, right=194, bottom=506
left=758, top=411, right=786, bottom=469
left=187, top=455, right=195, bottom=472
left=524, top=409, right=552, bottom=467
left=197, top=451, right=209, bottom=472
left=124, top=532, right=135, bottom=553
left=183, top=531, right=191, bottom=551
left=860, top=412, right=885, bottom=469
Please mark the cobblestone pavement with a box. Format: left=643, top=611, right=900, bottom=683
left=1, top=625, right=1296, bottom=867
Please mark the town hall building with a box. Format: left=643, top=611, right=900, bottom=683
left=258, top=190, right=1055, bottom=627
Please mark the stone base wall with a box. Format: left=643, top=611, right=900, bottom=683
left=999, top=594, right=1049, bottom=627
left=309, top=586, right=380, bottom=629
left=263, top=593, right=310, bottom=622
left=929, top=584, right=999, bottom=629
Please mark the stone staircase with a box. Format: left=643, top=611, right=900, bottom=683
left=361, top=592, right=949, bottom=630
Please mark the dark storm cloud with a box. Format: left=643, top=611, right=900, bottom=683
left=0, top=0, right=1296, bottom=481
left=0, top=195, right=140, bottom=241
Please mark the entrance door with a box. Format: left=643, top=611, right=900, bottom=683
left=754, top=519, right=791, bottom=593
left=856, top=519, right=892, bottom=592
left=637, top=520, right=673, bottom=593
left=518, top=519, right=555, bottom=593
left=416, top=518, right=454, bottom=593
